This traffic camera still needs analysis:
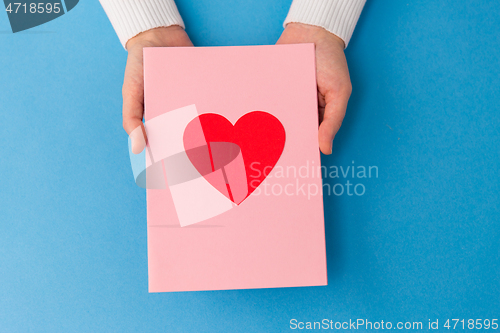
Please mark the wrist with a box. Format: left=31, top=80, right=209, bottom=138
left=126, top=25, right=191, bottom=50
left=282, top=23, right=345, bottom=49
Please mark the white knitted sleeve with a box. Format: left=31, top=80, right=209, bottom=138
left=99, top=0, right=185, bottom=49
left=284, top=0, right=366, bottom=48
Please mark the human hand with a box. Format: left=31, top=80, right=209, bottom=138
left=277, top=23, right=352, bottom=155
left=124, top=26, right=193, bottom=154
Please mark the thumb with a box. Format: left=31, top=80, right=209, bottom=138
left=318, top=89, right=350, bottom=154
left=123, top=95, right=147, bottom=154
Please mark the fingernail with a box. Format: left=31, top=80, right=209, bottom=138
left=130, top=126, right=147, bottom=154
left=131, top=137, right=137, bottom=154
left=132, top=139, right=143, bottom=154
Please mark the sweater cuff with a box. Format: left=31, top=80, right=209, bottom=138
left=99, top=0, right=185, bottom=49
left=284, top=0, right=366, bottom=48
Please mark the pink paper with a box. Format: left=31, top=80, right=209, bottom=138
left=143, top=44, right=326, bottom=292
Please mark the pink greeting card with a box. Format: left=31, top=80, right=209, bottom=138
left=134, top=44, right=326, bottom=292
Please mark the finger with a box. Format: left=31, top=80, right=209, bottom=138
left=318, top=88, right=351, bottom=154
left=123, top=82, right=147, bottom=154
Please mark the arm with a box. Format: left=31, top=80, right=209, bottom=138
left=278, top=0, right=366, bottom=154
left=99, top=0, right=185, bottom=48
left=99, top=0, right=192, bottom=153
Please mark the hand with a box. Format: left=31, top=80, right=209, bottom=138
left=124, top=26, right=193, bottom=154
left=277, top=23, right=352, bottom=155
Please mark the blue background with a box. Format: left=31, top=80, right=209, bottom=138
left=1, top=0, right=499, bottom=332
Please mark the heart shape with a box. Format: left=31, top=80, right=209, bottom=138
left=183, top=111, right=286, bottom=205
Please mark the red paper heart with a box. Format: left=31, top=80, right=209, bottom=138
left=183, top=111, right=285, bottom=204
